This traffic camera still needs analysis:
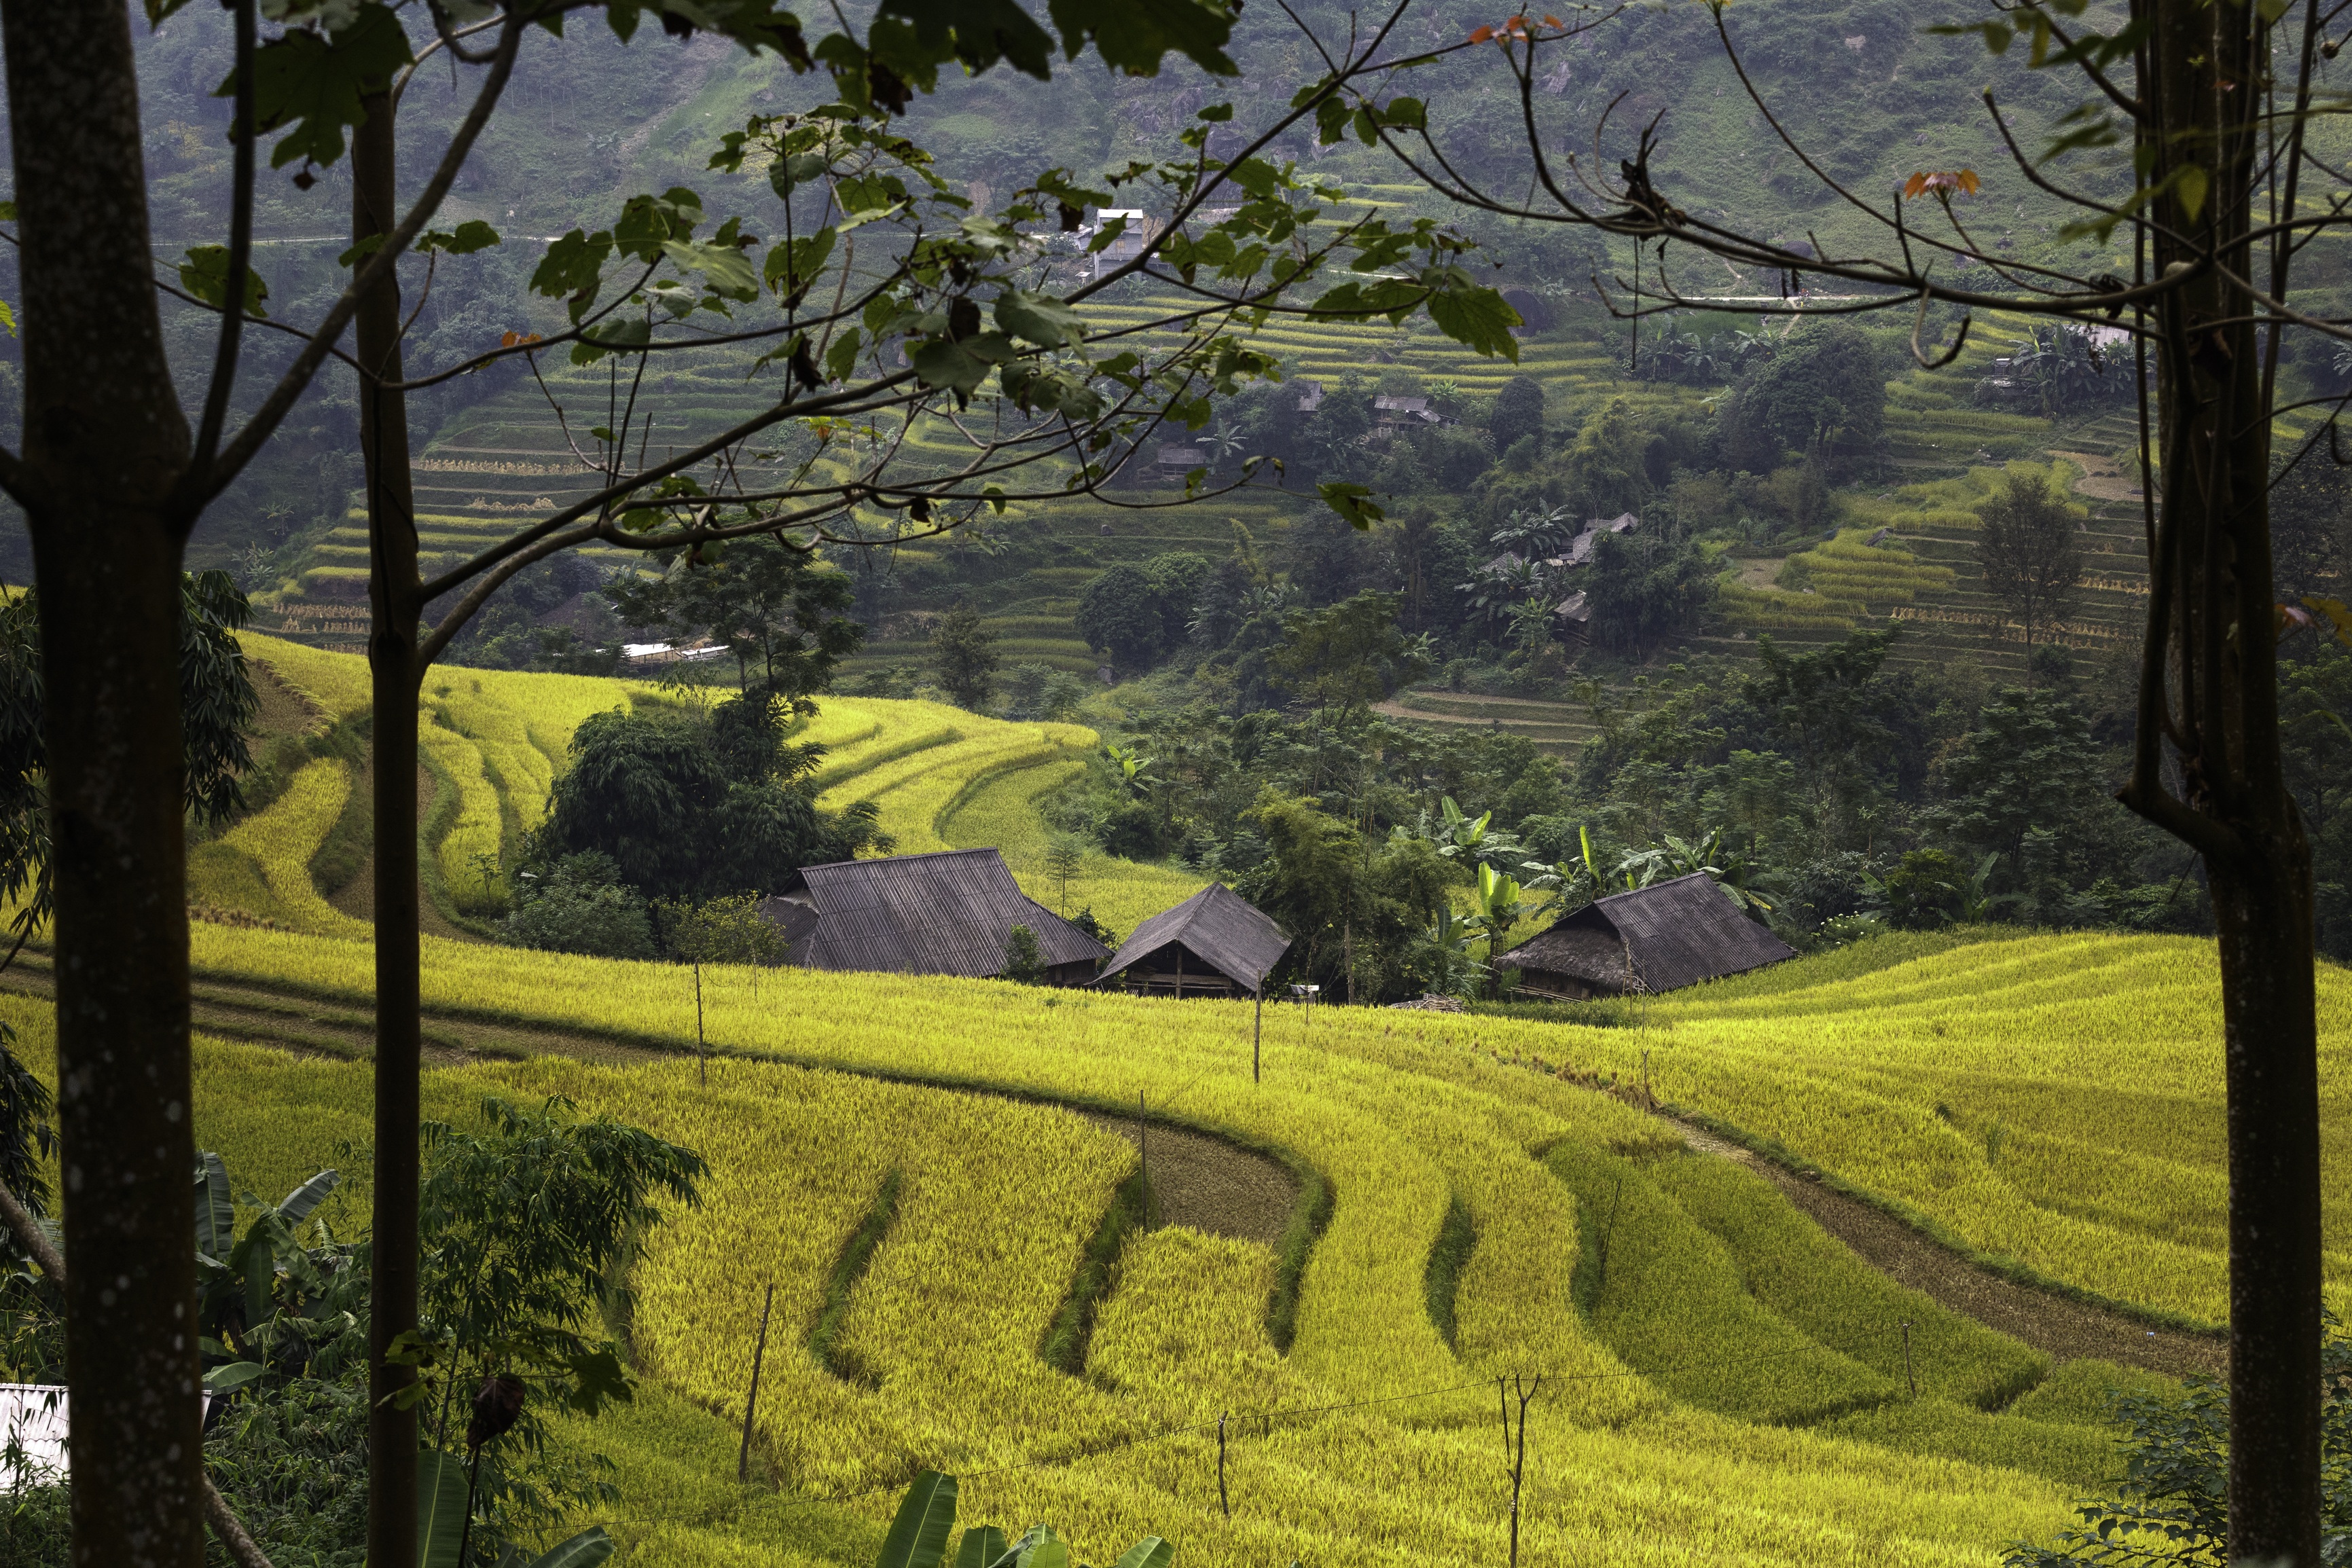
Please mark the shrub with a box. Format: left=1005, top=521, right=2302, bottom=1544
left=505, top=854, right=657, bottom=960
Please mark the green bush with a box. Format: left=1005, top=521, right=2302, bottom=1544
left=505, top=853, right=657, bottom=960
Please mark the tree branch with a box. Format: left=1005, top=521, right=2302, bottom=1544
left=197, top=11, right=528, bottom=511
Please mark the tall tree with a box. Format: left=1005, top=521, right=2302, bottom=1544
left=1976, top=472, right=2085, bottom=650
left=1324, top=0, right=2338, bottom=1550
left=929, top=602, right=1000, bottom=710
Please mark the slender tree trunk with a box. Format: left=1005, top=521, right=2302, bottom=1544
left=2128, top=5, right=2323, bottom=1557
left=0, top=4, right=202, bottom=1564
left=356, top=88, right=425, bottom=1568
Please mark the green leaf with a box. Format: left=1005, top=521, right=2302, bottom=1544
left=994, top=289, right=1085, bottom=348
left=202, top=1361, right=269, bottom=1398
left=765, top=227, right=838, bottom=298
left=417, top=1449, right=469, bottom=1568
left=1047, top=0, right=1238, bottom=78
left=532, top=229, right=615, bottom=303
left=1427, top=283, right=1521, bottom=362
left=911, top=330, right=1015, bottom=402
left=662, top=238, right=761, bottom=302
left=2175, top=164, right=2211, bottom=224
left=1110, top=1539, right=1172, bottom=1568
left=420, top=219, right=501, bottom=256
left=954, top=1526, right=1009, bottom=1568
left=1318, top=480, right=1386, bottom=530
left=873, top=0, right=1057, bottom=80
left=875, top=1472, right=959, bottom=1568
left=825, top=327, right=864, bottom=382
left=193, top=1151, right=235, bottom=1258
left=240, top=1229, right=274, bottom=1326
left=562, top=1345, right=635, bottom=1416
left=526, top=1527, right=617, bottom=1568
left=274, top=1168, right=340, bottom=1226
left=238, top=2, right=414, bottom=171
left=178, top=247, right=270, bottom=320
left=770, top=151, right=831, bottom=200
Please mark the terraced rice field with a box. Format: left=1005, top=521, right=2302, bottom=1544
left=53, top=922, right=2321, bottom=1566
left=209, top=640, right=1204, bottom=941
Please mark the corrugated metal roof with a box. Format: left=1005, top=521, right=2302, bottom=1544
left=785, top=849, right=1110, bottom=978
left=1499, top=872, right=1792, bottom=993
left=0, top=1385, right=65, bottom=1484
left=1095, top=882, right=1291, bottom=993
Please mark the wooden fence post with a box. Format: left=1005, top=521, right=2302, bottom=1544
left=1217, top=1410, right=1229, bottom=1520
left=738, top=1283, right=774, bottom=1483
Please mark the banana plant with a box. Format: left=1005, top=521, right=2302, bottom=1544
left=875, top=1471, right=1173, bottom=1568
left=1522, top=822, right=1604, bottom=912
left=193, top=1152, right=362, bottom=1381
left=1102, top=744, right=1158, bottom=797
left=1657, top=829, right=1778, bottom=915
left=1472, top=862, right=1525, bottom=941
left=1419, top=905, right=1490, bottom=998
left=1955, top=850, right=2016, bottom=924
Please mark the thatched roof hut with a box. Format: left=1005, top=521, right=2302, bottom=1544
left=1096, top=882, right=1291, bottom=998
left=1495, top=872, right=1792, bottom=999
left=760, top=848, right=1108, bottom=985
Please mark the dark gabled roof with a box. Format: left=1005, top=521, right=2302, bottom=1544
left=1498, top=872, right=1793, bottom=993
left=781, top=848, right=1110, bottom=977
left=1095, top=882, right=1291, bottom=993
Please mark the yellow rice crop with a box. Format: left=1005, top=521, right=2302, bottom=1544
left=215, top=759, right=373, bottom=940
left=244, top=632, right=374, bottom=721
left=118, top=943, right=2084, bottom=1567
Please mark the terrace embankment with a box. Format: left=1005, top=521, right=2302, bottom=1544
left=0, top=947, right=1303, bottom=1247
left=1079, top=1112, right=1300, bottom=1245
left=1675, top=1118, right=2226, bottom=1382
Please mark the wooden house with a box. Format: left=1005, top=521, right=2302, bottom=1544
left=759, top=848, right=1108, bottom=985
left=1494, top=872, right=1793, bottom=999
left=1095, top=882, right=1291, bottom=998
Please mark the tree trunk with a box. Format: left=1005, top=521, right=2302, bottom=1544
left=355, top=88, right=425, bottom=1568
left=2131, top=4, right=2324, bottom=1557
left=0, top=3, right=202, bottom=1564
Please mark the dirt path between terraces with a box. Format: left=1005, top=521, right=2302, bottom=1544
left=1673, top=1118, right=2227, bottom=1381
left=0, top=953, right=1299, bottom=1244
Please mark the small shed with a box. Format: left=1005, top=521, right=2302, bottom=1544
left=1495, top=872, right=1793, bottom=1000
left=1095, top=882, right=1291, bottom=999
left=761, top=848, right=1108, bottom=985
left=1565, top=512, right=1639, bottom=566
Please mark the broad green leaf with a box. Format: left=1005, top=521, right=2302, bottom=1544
left=562, top=1345, right=635, bottom=1415
left=193, top=1151, right=235, bottom=1258
left=532, top=230, right=615, bottom=302
left=1046, top=0, right=1237, bottom=77
left=770, top=151, right=831, bottom=200
left=240, top=1228, right=274, bottom=1326
left=954, top=1526, right=1009, bottom=1568
left=237, top=2, right=414, bottom=171
left=873, top=0, right=1056, bottom=80
left=274, top=1168, right=339, bottom=1227
left=2175, top=164, right=2211, bottom=224
left=662, top=238, right=760, bottom=302
left=911, top=331, right=1015, bottom=403
left=1427, top=284, right=1521, bottom=363
left=765, top=228, right=838, bottom=297
left=420, top=220, right=501, bottom=256
left=202, top=1361, right=269, bottom=1397
left=1318, top=480, right=1386, bottom=530
left=178, top=248, right=270, bottom=321
left=417, top=1449, right=469, bottom=1568
left=994, top=289, right=1085, bottom=348
left=1110, top=1539, right=1172, bottom=1568
left=526, top=1526, right=616, bottom=1568
left=825, top=327, right=864, bottom=382
left=875, top=1471, right=958, bottom=1568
